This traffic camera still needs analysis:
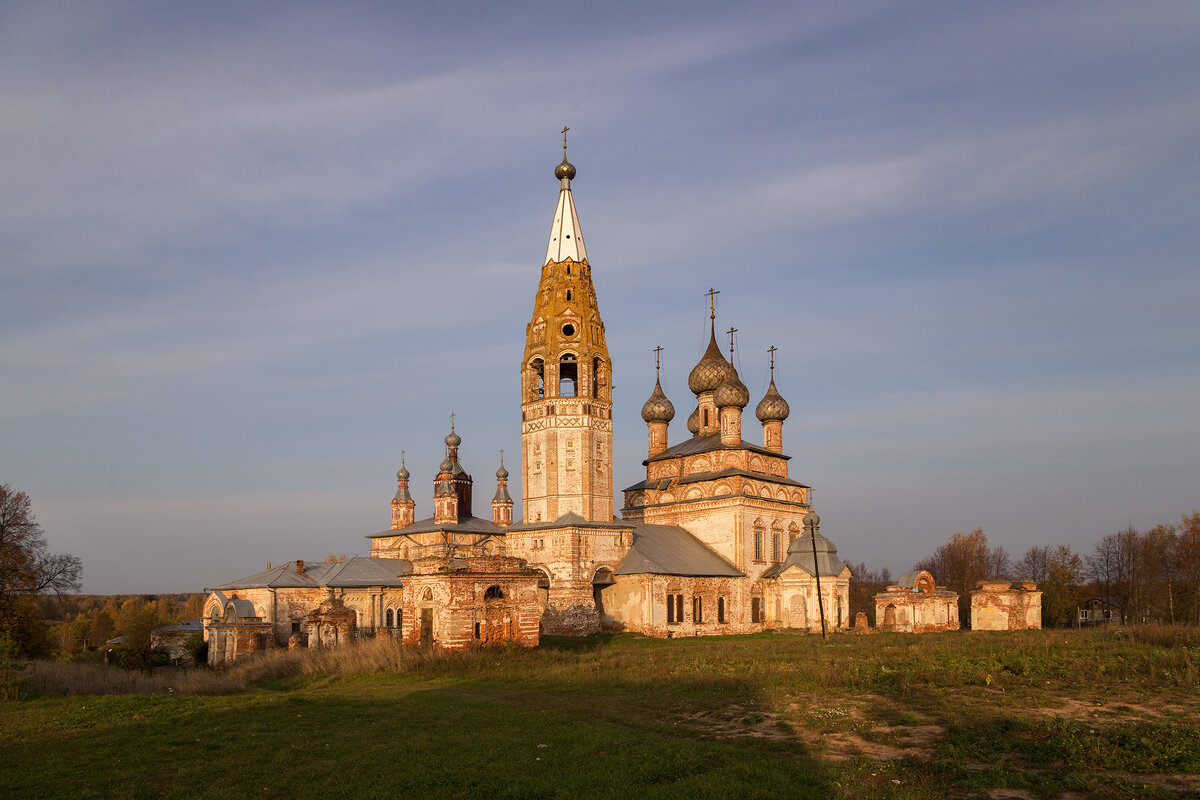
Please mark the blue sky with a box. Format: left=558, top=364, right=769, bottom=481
left=2, top=2, right=1198, bottom=593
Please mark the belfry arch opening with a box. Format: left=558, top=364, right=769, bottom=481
left=559, top=353, right=577, bottom=397
left=530, top=358, right=545, bottom=400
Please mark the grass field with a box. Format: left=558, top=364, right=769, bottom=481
left=2, top=627, right=1198, bottom=799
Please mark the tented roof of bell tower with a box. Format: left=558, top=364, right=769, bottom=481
left=544, top=157, right=588, bottom=265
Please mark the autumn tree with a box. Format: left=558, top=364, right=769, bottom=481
left=0, top=485, right=82, bottom=655
left=915, top=528, right=1010, bottom=627
left=1041, top=545, right=1085, bottom=627
left=113, top=597, right=162, bottom=668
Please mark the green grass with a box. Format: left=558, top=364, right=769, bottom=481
left=2, top=628, right=1198, bottom=799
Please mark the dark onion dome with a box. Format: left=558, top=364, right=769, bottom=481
left=445, top=430, right=461, bottom=448
left=641, top=379, right=676, bottom=423
left=496, top=462, right=509, bottom=480
left=686, top=406, right=700, bottom=434
left=439, top=457, right=453, bottom=474
left=555, top=156, right=576, bottom=181
left=396, top=465, right=410, bottom=481
left=688, top=329, right=734, bottom=395
left=713, top=369, right=750, bottom=409
left=755, top=378, right=791, bottom=422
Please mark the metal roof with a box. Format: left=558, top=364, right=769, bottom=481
left=366, top=514, right=505, bottom=539
left=644, top=433, right=790, bottom=465
left=761, top=531, right=849, bottom=580
left=209, top=556, right=410, bottom=591
left=508, top=510, right=633, bottom=533
left=614, top=523, right=743, bottom=577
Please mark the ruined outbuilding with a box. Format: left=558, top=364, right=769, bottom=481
left=874, top=570, right=960, bottom=633
left=970, top=581, right=1042, bottom=630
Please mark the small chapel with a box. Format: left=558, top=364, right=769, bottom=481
left=202, top=142, right=855, bottom=663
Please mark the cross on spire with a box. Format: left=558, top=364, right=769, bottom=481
left=727, top=326, right=738, bottom=357
left=499, top=449, right=504, bottom=467
left=449, top=411, right=455, bottom=432
left=768, top=345, right=777, bottom=377
left=706, top=288, right=720, bottom=321
left=401, top=450, right=406, bottom=467
left=653, top=345, right=663, bottom=375
left=561, top=126, right=569, bottom=153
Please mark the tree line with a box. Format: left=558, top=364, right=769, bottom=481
left=850, top=511, right=1200, bottom=628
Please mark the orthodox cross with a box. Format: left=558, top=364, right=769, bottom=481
left=499, top=449, right=505, bottom=468
left=400, top=450, right=406, bottom=471
left=706, top=287, right=720, bottom=320
left=768, top=345, right=777, bottom=377
left=653, top=345, right=663, bottom=375
left=727, top=326, right=738, bottom=357
left=449, top=411, right=455, bottom=432
left=561, top=126, right=569, bottom=153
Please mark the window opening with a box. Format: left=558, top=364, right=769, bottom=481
left=718, top=597, right=727, bottom=624
left=692, top=596, right=703, bottom=624
left=484, top=585, right=504, bottom=600
left=531, top=358, right=545, bottom=400
left=559, top=353, right=577, bottom=397
left=751, top=597, right=763, bottom=623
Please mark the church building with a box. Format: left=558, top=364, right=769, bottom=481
left=202, top=142, right=852, bottom=661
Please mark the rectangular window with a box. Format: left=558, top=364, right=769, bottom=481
left=718, top=597, right=727, bottom=624
left=693, top=596, right=703, bottom=624
left=754, top=531, right=764, bottom=563
left=667, top=593, right=685, bottom=625
left=751, top=597, right=763, bottom=623
left=772, top=533, right=781, bottom=564
left=291, top=622, right=301, bottom=634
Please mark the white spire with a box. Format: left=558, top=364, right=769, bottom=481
left=544, top=171, right=587, bottom=266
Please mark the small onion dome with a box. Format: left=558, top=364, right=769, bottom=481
left=439, top=457, right=453, bottom=474
left=714, top=370, right=750, bottom=409
left=641, top=379, right=675, bottom=423
left=803, top=510, right=821, bottom=530
left=396, top=465, right=410, bottom=481
left=496, top=462, right=509, bottom=480
left=555, top=156, right=576, bottom=181
left=444, top=430, right=461, bottom=448
left=688, top=330, right=734, bottom=394
left=686, top=406, right=700, bottom=434
left=755, top=378, right=791, bottom=422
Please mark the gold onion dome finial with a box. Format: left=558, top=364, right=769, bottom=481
left=496, top=452, right=508, bottom=480
left=555, top=125, right=576, bottom=181
left=396, top=465, right=410, bottom=480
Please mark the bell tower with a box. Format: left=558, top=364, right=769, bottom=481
left=520, top=135, right=614, bottom=523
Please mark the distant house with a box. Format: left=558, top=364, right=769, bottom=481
left=152, top=620, right=204, bottom=663
left=1077, top=598, right=1121, bottom=626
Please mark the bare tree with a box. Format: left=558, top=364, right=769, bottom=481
left=0, top=485, right=82, bottom=654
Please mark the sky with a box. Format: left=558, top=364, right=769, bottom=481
left=2, top=1, right=1198, bottom=594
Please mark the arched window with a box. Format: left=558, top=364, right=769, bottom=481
left=530, top=358, right=545, bottom=400
left=592, top=357, right=602, bottom=399
left=788, top=522, right=800, bottom=546
left=385, top=608, right=395, bottom=627
left=484, top=585, right=504, bottom=600
left=559, top=353, right=577, bottom=397
left=753, top=520, right=765, bottom=563
left=771, top=521, right=783, bottom=564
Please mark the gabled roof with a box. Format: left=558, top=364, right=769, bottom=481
left=508, top=511, right=632, bottom=533
left=209, top=556, right=410, bottom=591
left=614, top=524, right=743, bottom=578
left=366, top=514, right=505, bottom=539
left=644, top=433, right=789, bottom=465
